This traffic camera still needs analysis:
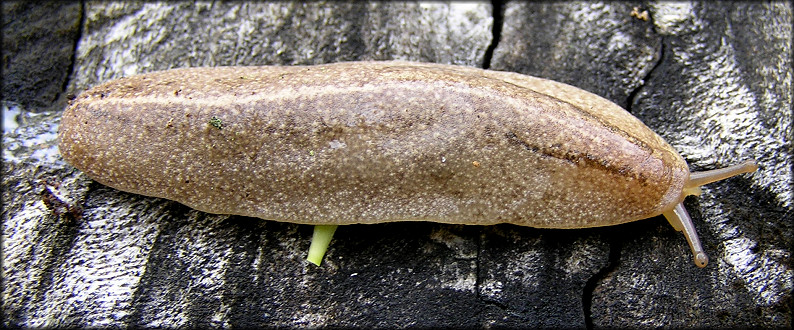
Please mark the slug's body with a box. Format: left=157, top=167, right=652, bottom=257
left=58, top=61, right=757, bottom=267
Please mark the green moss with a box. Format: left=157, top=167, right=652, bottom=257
left=209, top=116, right=224, bottom=129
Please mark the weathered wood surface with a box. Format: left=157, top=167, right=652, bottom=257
left=3, top=1, right=791, bottom=328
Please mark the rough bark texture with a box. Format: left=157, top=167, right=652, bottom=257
left=2, top=1, right=791, bottom=328
left=1, top=1, right=82, bottom=112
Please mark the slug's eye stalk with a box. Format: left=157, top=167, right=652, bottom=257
left=663, top=160, right=758, bottom=268
left=685, top=160, right=759, bottom=193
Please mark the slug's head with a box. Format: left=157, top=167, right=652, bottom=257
left=662, top=160, right=758, bottom=268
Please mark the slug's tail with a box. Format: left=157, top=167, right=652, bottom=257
left=664, top=160, right=758, bottom=268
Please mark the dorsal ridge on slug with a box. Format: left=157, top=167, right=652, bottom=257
left=663, top=160, right=758, bottom=268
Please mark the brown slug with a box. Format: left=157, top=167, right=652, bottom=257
left=57, top=61, right=757, bottom=267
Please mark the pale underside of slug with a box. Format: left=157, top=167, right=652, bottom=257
left=59, top=61, right=690, bottom=229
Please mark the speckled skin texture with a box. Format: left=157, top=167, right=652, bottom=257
left=58, top=61, right=689, bottom=228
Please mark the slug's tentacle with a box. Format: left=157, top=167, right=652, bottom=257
left=307, top=225, right=338, bottom=266
left=664, top=160, right=758, bottom=268
left=686, top=160, right=758, bottom=191
left=663, top=203, right=708, bottom=267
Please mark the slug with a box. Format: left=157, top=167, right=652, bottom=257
left=58, top=61, right=757, bottom=267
